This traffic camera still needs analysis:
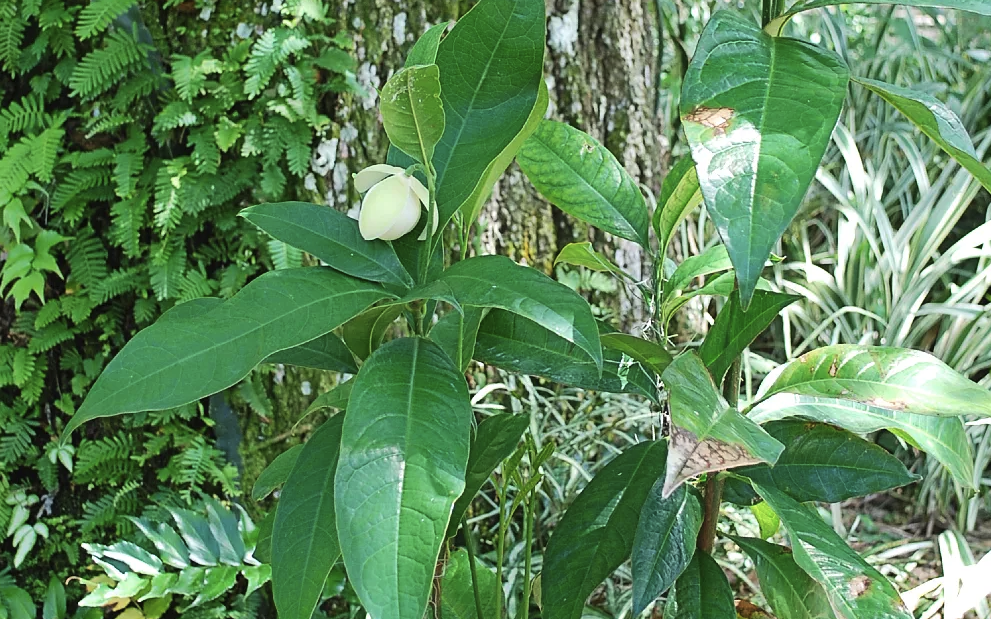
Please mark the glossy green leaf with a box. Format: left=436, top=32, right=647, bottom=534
left=730, top=536, right=833, bottom=619
left=554, top=242, right=630, bottom=278
left=65, top=268, right=390, bottom=437
left=542, top=441, right=667, bottom=619
left=631, top=482, right=703, bottom=615
left=473, top=310, right=659, bottom=402
left=272, top=416, right=345, bottom=619
left=342, top=302, right=406, bottom=360
left=0, top=585, right=34, bottom=619
left=654, top=157, right=703, bottom=257
left=242, top=564, right=272, bottom=599
left=405, top=22, right=450, bottom=65
left=756, top=345, right=991, bottom=418
left=264, top=332, right=358, bottom=373
left=42, top=577, right=65, bottom=619
left=754, top=484, right=912, bottom=619
left=170, top=508, right=220, bottom=566
left=731, top=420, right=919, bottom=503
left=518, top=121, right=649, bottom=245
left=661, top=352, right=783, bottom=497
left=775, top=0, right=991, bottom=34
left=852, top=77, right=991, bottom=193
left=663, top=270, right=749, bottom=328
left=189, top=566, right=238, bottom=608
left=436, top=255, right=603, bottom=371
left=203, top=497, right=244, bottom=565
left=128, top=517, right=190, bottom=568
left=251, top=444, right=304, bottom=501
left=336, top=338, right=472, bottom=619
left=439, top=549, right=500, bottom=619
left=599, top=333, right=673, bottom=376
left=698, top=289, right=800, bottom=384
left=431, top=307, right=485, bottom=373
left=750, top=501, right=780, bottom=540
left=664, top=244, right=732, bottom=297
left=300, top=382, right=352, bottom=422
left=748, top=394, right=975, bottom=490
left=240, top=203, right=413, bottom=288
left=253, top=510, right=274, bottom=564
left=682, top=10, right=848, bottom=308
left=672, top=552, right=736, bottom=619
left=448, top=413, right=530, bottom=536
left=380, top=64, right=446, bottom=165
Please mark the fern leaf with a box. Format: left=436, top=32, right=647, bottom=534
left=0, top=2, right=26, bottom=75
left=69, top=28, right=146, bottom=99
left=0, top=93, right=46, bottom=142
left=267, top=239, right=302, bottom=270
left=113, top=151, right=142, bottom=198
left=30, top=126, right=65, bottom=182
left=28, top=321, right=74, bottom=353
left=66, top=233, right=108, bottom=290
left=75, top=0, right=137, bottom=39
left=91, top=267, right=141, bottom=303
left=152, top=100, right=198, bottom=135
left=109, top=193, right=146, bottom=257
left=188, top=127, right=220, bottom=175
left=149, top=244, right=186, bottom=301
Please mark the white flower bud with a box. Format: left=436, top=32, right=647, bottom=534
left=354, top=164, right=436, bottom=241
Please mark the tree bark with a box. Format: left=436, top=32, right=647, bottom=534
left=325, top=0, right=666, bottom=329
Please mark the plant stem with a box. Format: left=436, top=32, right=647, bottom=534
left=761, top=0, right=774, bottom=27
left=520, top=485, right=536, bottom=619
left=495, top=482, right=508, bottom=619
left=697, top=356, right=741, bottom=554
left=462, top=515, right=486, bottom=619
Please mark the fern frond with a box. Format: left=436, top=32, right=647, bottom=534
left=34, top=299, right=62, bottom=329
left=85, top=112, right=134, bottom=138
left=283, top=121, right=311, bottom=177
left=188, top=127, right=219, bottom=175
left=113, top=150, right=142, bottom=198
left=177, top=267, right=216, bottom=302
left=66, top=233, right=108, bottom=289
left=152, top=100, right=198, bottom=135
left=91, top=267, right=141, bottom=303
left=0, top=412, right=38, bottom=464
left=30, top=126, right=65, bottom=182
left=0, top=93, right=46, bottom=141
left=267, top=239, right=302, bottom=270
left=28, top=320, right=74, bottom=353
left=0, top=141, right=32, bottom=195
left=74, top=434, right=136, bottom=485
left=149, top=244, right=186, bottom=301
left=51, top=167, right=112, bottom=212
left=243, top=29, right=310, bottom=98
left=110, top=70, right=160, bottom=112
left=69, top=28, right=146, bottom=98
left=109, top=193, right=146, bottom=257
left=75, top=0, right=137, bottom=39
left=0, top=1, right=27, bottom=75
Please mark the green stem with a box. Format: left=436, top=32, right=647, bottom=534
left=520, top=486, right=536, bottom=619
left=495, top=482, right=508, bottom=619
left=697, top=356, right=741, bottom=554
left=761, top=0, right=774, bottom=27
left=462, top=515, right=486, bottom=619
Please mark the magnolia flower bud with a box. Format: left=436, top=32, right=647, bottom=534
left=353, top=164, right=437, bottom=241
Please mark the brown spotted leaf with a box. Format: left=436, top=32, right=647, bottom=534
left=661, top=353, right=783, bottom=497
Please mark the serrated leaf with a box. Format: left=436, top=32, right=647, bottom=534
left=518, top=121, right=649, bottom=245
left=380, top=64, right=445, bottom=165
left=251, top=444, right=304, bottom=501
left=661, top=352, right=784, bottom=497
left=753, top=484, right=912, bottom=619
left=682, top=10, right=848, bottom=307
left=672, top=551, right=736, bottom=619
left=542, top=441, right=667, bottom=619
left=729, top=536, right=833, bottom=619
left=336, top=338, right=472, bottom=619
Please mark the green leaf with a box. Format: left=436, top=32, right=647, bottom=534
left=654, top=157, right=702, bottom=257
left=342, top=303, right=406, bottom=360
left=380, top=64, right=446, bottom=165
left=272, top=416, right=345, bottom=619
left=473, top=310, right=659, bottom=402
left=554, top=242, right=631, bottom=278
left=755, top=345, right=991, bottom=418
left=405, top=22, right=450, bottom=66
left=251, top=444, right=304, bottom=501
left=518, top=121, right=649, bottom=245
left=264, top=332, right=358, bottom=373
left=439, top=549, right=500, bottom=619
left=754, top=484, right=912, bottom=619
left=431, top=307, right=485, bottom=373
left=298, top=382, right=352, bottom=425
left=631, top=482, right=703, bottom=615
left=240, top=202, right=414, bottom=288
left=0, top=585, right=34, bottom=619
left=448, top=413, right=530, bottom=536
left=253, top=511, right=274, bottom=564
left=170, top=508, right=220, bottom=566
left=672, top=551, right=736, bottom=619
left=698, top=289, right=800, bottom=384
left=42, top=577, right=66, bottom=619
left=599, top=333, right=673, bottom=377
left=663, top=270, right=747, bottom=328
left=852, top=77, right=991, bottom=194
left=336, top=338, right=472, bottom=619
left=242, top=564, right=272, bottom=598
left=434, top=255, right=602, bottom=371
left=64, top=268, right=391, bottom=437
left=775, top=0, right=991, bottom=33
left=748, top=394, right=975, bottom=490
left=128, top=518, right=191, bottom=568
left=661, top=352, right=783, bottom=497
left=729, top=420, right=919, bottom=503
left=682, top=10, right=849, bottom=308
left=750, top=502, right=780, bottom=540
left=542, top=441, right=667, bottom=619
left=664, top=244, right=732, bottom=298
left=729, top=536, right=833, bottom=619
left=190, top=566, right=238, bottom=608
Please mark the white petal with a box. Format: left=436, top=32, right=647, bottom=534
left=354, top=164, right=405, bottom=193
left=409, top=175, right=429, bottom=207
left=381, top=187, right=422, bottom=241
left=358, top=174, right=411, bottom=240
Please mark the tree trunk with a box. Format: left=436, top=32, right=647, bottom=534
left=324, top=0, right=666, bottom=330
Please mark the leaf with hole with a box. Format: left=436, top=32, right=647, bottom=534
left=682, top=10, right=848, bottom=307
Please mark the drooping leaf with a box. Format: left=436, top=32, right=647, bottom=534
left=439, top=549, right=501, bottom=619
left=728, top=420, right=919, bottom=503
left=750, top=501, right=780, bottom=540
left=542, top=441, right=667, bottom=619
left=448, top=413, right=530, bottom=537
left=380, top=64, right=446, bottom=165
left=554, top=242, right=631, bottom=278
left=431, top=307, right=485, bottom=373
left=518, top=120, right=649, bottom=245
left=341, top=302, right=406, bottom=360
left=729, top=536, right=833, bottom=619
left=654, top=157, right=703, bottom=258
left=434, top=255, right=602, bottom=371
left=251, top=444, right=304, bottom=501
left=748, top=394, right=975, bottom=490
left=336, top=338, right=472, bottom=619
left=682, top=10, right=849, bottom=307
left=753, top=484, right=912, bottom=619
left=661, top=352, right=784, bottom=497
left=264, top=332, right=358, bottom=373
left=698, top=289, right=800, bottom=384
left=755, top=345, right=991, bottom=418
left=851, top=77, right=991, bottom=194
left=272, top=416, right=345, bottom=619
left=631, top=482, right=703, bottom=615
left=473, top=310, right=659, bottom=402
left=663, top=270, right=751, bottom=328
left=240, top=203, right=414, bottom=288
left=599, top=333, right=674, bottom=376
left=65, top=268, right=390, bottom=437
left=672, top=552, right=736, bottom=619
